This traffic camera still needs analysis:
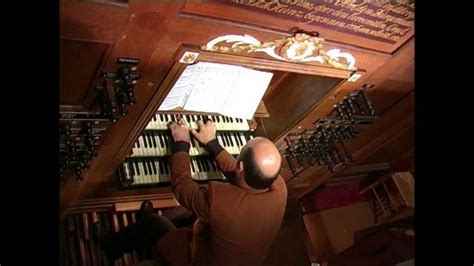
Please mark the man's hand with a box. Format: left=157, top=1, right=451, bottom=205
left=169, top=118, right=191, bottom=143
left=191, top=120, right=216, bottom=145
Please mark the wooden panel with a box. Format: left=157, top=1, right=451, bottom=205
left=60, top=39, right=109, bottom=107
left=264, top=74, right=343, bottom=140
left=115, top=198, right=179, bottom=212
left=59, top=3, right=185, bottom=217
left=279, top=40, right=414, bottom=198
left=182, top=2, right=414, bottom=54
left=289, top=91, right=414, bottom=199
left=358, top=125, right=414, bottom=166
left=60, top=2, right=131, bottom=43
left=369, top=79, right=414, bottom=116
left=59, top=2, right=414, bottom=218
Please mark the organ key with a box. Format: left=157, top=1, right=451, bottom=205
left=118, top=157, right=226, bottom=188
left=145, top=112, right=250, bottom=131
left=118, top=112, right=253, bottom=189
left=129, top=131, right=252, bottom=157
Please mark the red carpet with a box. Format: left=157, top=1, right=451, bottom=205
left=302, top=181, right=368, bottom=214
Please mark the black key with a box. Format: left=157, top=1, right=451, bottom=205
left=229, top=133, right=235, bottom=148
left=143, top=160, right=149, bottom=176
left=210, top=161, right=217, bottom=171
left=147, top=160, right=153, bottom=176
left=203, top=159, right=210, bottom=172
left=196, top=159, right=203, bottom=172
left=160, top=114, right=164, bottom=121
left=148, top=133, right=154, bottom=148
left=190, top=159, right=196, bottom=172
left=211, top=116, right=216, bottom=122
left=157, top=132, right=164, bottom=147
left=150, top=160, right=156, bottom=177
left=150, top=132, right=157, bottom=147
left=142, top=134, right=147, bottom=149
left=234, top=133, right=242, bottom=146
left=158, top=160, right=164, bottom=175
left=190, top=137, right=196, bottom=148
left=163, top=135, right=170, bottom=148
left=200, top=159, right=208, bottom=173
left=229, top=133, right=236, bottom=147
left=229, top=117, right=234, bottom=123
left=135, top=161, right=141, bottom=175
left=152, top=115, right=156, bottom=122
left=137, top=137, right=141, bottom=148
left=221, top=133, right=227, bottom=147
left=142, top=160, right=148, bottom=175
left=128, top=161, right=135, bottom=177
left=144, top=134, right=150, bottom=148
left=224, top=133, right=230, bottom=147
left=147, top=133, right=153, bottom=148
left=216, top=116, right=220, bottom=122
left=150, top=159, right=157, bottom=175
left=163, top=160, right=169, bottom=174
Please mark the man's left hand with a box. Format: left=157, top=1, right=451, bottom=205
left=169, top=118, right=191, bottom=143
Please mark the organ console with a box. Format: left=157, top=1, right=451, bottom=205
left=117, top=112, right=254, bottom=189
left=58, top=2, right=415, bottom=264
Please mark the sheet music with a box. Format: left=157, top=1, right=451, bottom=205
left=158, top=63, right=202, bottom=110
left=159, top=62, right=273, bottom=120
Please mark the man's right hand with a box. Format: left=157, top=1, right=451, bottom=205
left=190, top=120, right=216, bottom=145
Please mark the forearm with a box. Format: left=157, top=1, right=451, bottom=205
left=169, top=141, right=209, bottom=222
left=205, top=139, right=237, bottom=183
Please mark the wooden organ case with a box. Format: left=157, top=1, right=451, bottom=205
left=60, top=1, right=414, bottom=265
left=114, top=42, right=360, bottom=189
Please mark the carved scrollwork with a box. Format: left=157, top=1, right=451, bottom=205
left=204, top=33, right=356, bottom=70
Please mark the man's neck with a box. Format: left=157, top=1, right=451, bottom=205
left=241, top=184, right=269, bottom=193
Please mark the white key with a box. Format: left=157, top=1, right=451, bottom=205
left=137, top=136, right=145, bottom=156
left=149, top=134, right=156, bottom=156
left=240, top=134, right=248, bottom=147
left=131, top=142, right=138, bottom=157
left=133, top=161, right=140, bottom=183
left=136, top=162, right=144, bottom=183
left=154, top=133, right=163, bottom=156
left=124, top=162, right=131, bottom=181
left=154, top=114, right=160, bottom=129
left=144, top=160, right=153, bottom=183
left=153, top=160, right=163, bottom=182
left=162, top=135, right=171, bottom=156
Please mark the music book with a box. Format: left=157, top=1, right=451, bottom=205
left=158, top=62, right=274, bottom=120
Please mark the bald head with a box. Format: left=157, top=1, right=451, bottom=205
left=238, top=137, right=282, bottom=190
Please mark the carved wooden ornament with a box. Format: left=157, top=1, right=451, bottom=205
left=204, top=33, right=356, bottom=70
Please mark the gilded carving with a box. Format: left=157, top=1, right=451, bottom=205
left=204, top=33, right=356, bottom=70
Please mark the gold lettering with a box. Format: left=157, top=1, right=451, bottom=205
left=227, top=0, right=413, bottom=42
left=385, top=24, right=411, bottom=35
